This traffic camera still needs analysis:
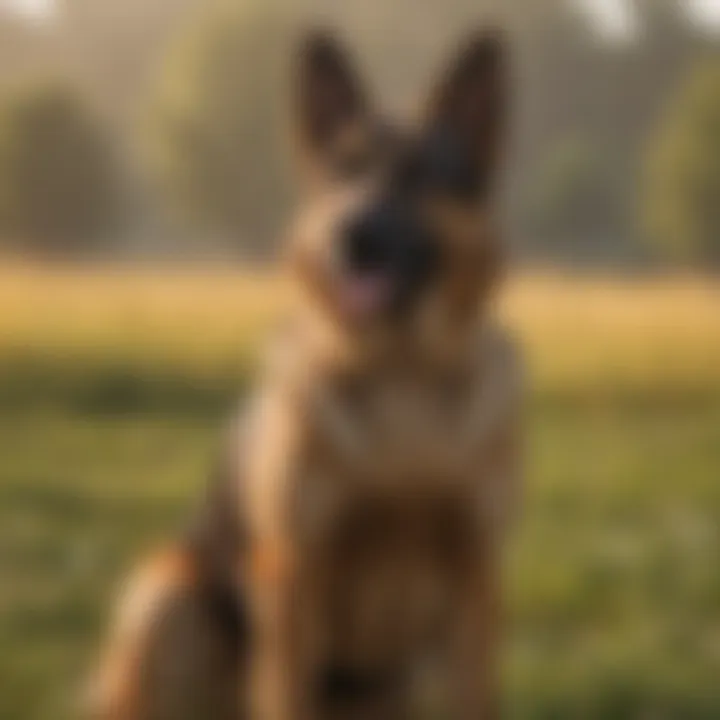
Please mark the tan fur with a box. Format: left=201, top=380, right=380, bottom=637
left=88, top=549, right=240, bottom=720
left=92, top=29, right=520, bottom=720
left=234, top=315, right=520, bottom=720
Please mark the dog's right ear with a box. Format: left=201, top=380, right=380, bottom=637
left=425, top=30, right=507, bottom=201
left=294, top=30, right=369, bottom=170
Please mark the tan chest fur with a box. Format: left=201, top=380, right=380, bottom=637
left=242, top=324, right=520, bottom=672
left=315, top=489, right=479, bottom=669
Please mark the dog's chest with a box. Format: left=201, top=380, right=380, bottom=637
left=300, top=373, right=483, bottom=667
left=312, top=370, right=478, bottom=482
left=318, top=491, right=477, bottom=668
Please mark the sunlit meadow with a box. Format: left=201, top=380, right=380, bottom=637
left=1, top=266, right=719, bottom=719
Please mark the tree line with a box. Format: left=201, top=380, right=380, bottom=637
left=0, top=0, right=717, bottom=267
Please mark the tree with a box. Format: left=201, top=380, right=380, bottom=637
left=526, top=137, right=623, bottom=257
left=144, top=2, right=295, bottom=253
left=0, top=82, right=123, bottom=255
left=55, top=0, right=198, bottom=128
left=641, top=59, right=720, bottom=267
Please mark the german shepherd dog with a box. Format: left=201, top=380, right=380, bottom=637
left=90, top=28, right=522, bottom=720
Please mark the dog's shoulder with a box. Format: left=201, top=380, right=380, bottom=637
left=476, top=321, right=522, bottom=387
left=462, top=321, right=522, bottom=435
left=462, top=321, right=524, bottom=532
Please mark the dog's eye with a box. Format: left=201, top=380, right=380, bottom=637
left=334, top=123, right=398, bottom=180
left=392, top=153, right=426, bottom=195
left=392, top=138, right=479, bottom=202
left=416, top=130, right=484, bottom=202
left=335, top=148, right=374, bottom=179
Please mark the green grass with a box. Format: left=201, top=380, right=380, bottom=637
left=1, top=269, right=719, bottom=719
left=509, top=397, right=720, bottom=719
left=2, top=384, right=719, bottom=719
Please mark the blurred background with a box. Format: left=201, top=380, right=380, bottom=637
left=0, top=1, right=718, bottom=718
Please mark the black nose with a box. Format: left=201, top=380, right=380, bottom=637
left=341, top=203, right=442, bottom=314
left=342, top=207, right=395, bottom=274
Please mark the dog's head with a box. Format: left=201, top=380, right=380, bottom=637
left=286, top=30, right=507, bottom=364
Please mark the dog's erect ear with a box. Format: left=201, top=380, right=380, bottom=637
left=426, top=30, right=507, bottom=198
left=294, top=30, right=368, bottom=162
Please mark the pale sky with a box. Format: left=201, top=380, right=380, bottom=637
left=2, top=0, right=720, bottom=31
left=0, top=0, right=53, bottom=18
left=579, top=0, right=720, bottom=37
left=694, top=0, right=720, bottom=21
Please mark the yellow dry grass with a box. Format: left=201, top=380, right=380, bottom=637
left=503, top=273, right=720, bottom=393
left=0, top=263, right=718, bottom=392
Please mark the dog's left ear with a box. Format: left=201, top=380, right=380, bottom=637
left=294, top=30, right=369, bottom=164
left=426, top=30, right=507, bottom=198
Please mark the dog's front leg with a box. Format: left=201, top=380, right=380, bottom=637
left=446, top=538, right=503, bottom=720
left=243, top=386, right=322, bottom=720
left=248, top=536, right=319, bottom=720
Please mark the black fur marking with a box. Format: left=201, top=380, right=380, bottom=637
left=185, top=438, right=250, bottom=657
left=320, top=664, right=404, bottom=706
left=394, top=128, right=486, bottom=202
left=341, top=200, right=443, bottom=318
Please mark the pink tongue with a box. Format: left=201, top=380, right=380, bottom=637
left=341, top=274, right=391, bottom=319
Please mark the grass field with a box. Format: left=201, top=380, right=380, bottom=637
left=1, top=265, right=719, bottom=720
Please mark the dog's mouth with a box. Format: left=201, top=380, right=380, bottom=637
left=331, top=204, right=443, bottom=326
left=336, top=271, right=394, bottom=323
left=333, top=243, right=442, bottom=326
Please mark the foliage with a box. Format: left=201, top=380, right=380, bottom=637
left=641, top=58, right=720, bottom=267
left=0, top=0, right=714, bottom=261
left=0, top=82, right=122, bottom=255
left=144, top=2, right=296, bottom=253
left=526, top=138, right=622, bottom=254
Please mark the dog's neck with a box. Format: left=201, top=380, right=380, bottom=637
left=262, top=309, right=507, bottom=485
